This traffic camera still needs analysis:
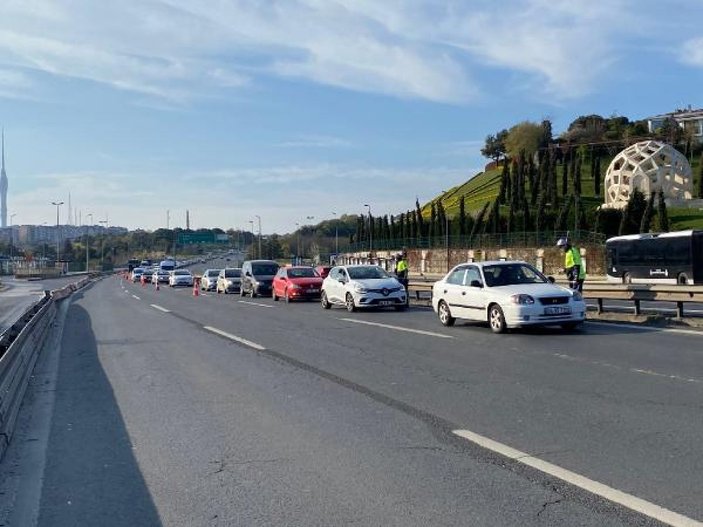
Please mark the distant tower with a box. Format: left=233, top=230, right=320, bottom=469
left=186, top=210, right=190, bottom=230
left=1, top=129, right=7, bottom=228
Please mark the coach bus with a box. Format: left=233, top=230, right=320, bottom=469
left=605, top=230, right=703, bottom=285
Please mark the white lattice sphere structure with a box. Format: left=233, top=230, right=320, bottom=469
left=603, top=140, right=692, bottom=209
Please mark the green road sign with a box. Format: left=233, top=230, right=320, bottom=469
left=178, top=232, right=215, bottom=244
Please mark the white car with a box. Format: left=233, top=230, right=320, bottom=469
left=216, top=268, right=242, bottom=294
left=432, top=260, right=586, bottom=333
left=321, top=265, right=407, bottom=312
left=169, top=269, right=194, bottom=287
left=201, top=269, right=221, bottom=291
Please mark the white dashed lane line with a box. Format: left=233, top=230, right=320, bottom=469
left=132, top=295, right=141, bottom=300
left=339, top=318, right=453, bottom=339
left=453, top=429, right=702, bottom=527
left=150, top=304, right=171, bottom=313
left=203, top=326, right=266, bottom=351
left=238, top=300, right=274, bottom=309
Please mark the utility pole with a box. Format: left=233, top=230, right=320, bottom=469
left=86, top=213, right=93, bottom=272
left=51, top=201, right=64, bottom=271
left=255, top=215, right=262, bottom=259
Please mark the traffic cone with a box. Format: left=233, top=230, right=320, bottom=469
left=193, top=282, right=199, bottom=297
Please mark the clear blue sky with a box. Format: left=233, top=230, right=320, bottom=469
left=2, top=0, right=703, bottom=233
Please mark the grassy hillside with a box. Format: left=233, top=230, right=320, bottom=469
left=422, top=156, right=703, bottom=231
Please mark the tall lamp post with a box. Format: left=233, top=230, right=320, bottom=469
left=295, top=222, right=300, bottom=263
left=440, top=192, right=450, bottom=272
left=86, top=213, right=93, bottom=272
left=248, top=220, right=254, bottom=258
left=331, top=211, right=338, bottom=259
left=99, top=218, right=108, bottom=269
left=255, top=215, right=262, bottom=259
left=364, top=204, right=372, bottom=256
left=51, top=201, right=64, bottom=271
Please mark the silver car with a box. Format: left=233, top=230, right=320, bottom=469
left=201, top=269, right=221, bottom=291
left=169, top=269, right=194, bottom=287
left=216, top=268, right=242, bottom=294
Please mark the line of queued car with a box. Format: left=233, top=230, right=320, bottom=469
left=134, top=255, right=587, bottom=334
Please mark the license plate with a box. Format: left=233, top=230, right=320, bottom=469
left=379, top=300, right=393, bottom=306
left=308, top=288, right=319, bottom=293
left=545, top=306, right=571, bottom=315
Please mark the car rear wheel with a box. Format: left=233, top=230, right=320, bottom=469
left=345, top=293, right=356, bottom=312
left=622, top=272, right=632, bottom=284
left=488, top=304, right=507, bottom=334
left=438, top=300, right=455, bottom=326
left=321, top=291, right=331, bottom=309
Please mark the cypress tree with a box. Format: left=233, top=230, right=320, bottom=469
left=507, top=204, right=515, bottom=234
left=399, top=212, right=407, bottom=240
left=535, top=193, right=546, bottom=234
left=470, top=202, right=490, bottom=241
left=505, top=162, right=513, bottom=205
left=532, top=153, right=545, bottom=206
left=561, top=153, right=569, bottom=197
left=549, top=148, right=558, bottom=205
left=699, top=153, right=703, bottom=198
left=640, top=192, right=656, bottom=233
left=522, top=197, right=531, bottom=231
left=574, top=152, right=582, bottom=196
left=415, top=199, right=425, bottom=237
left=510, top=160, right=519, bottom=209
left=410, top=211, right=417, bottom=240
left=498, top=161, right=509, bottom=204
left=555, top=199, right=572, bottom=231
left=459, top=196, right=467, bottom=236
left=656, top=190, right=669, bottom=232
left=594, top=156, right=602, bottom=199
left=429, top=202, right=437, bottom=240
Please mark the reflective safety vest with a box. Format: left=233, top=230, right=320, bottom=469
left=396, top=259, right=408, bottom=273
left=565, top=247, right=586, bottom=279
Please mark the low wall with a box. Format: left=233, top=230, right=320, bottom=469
left=340, top=244, right=606, bottom=277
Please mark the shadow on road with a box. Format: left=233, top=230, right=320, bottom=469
left=38, top=302, right=163, bottom=527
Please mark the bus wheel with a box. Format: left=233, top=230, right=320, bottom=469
left=622, top=272, right=632, bottom=284
left=677, top=273, right=689, bottom=285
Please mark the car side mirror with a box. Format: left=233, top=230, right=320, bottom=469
left=338, top=277, right=346, bottom=283
left=547, top=276, right=555, bottom=283
left=470, top=280, right=483, bottom=288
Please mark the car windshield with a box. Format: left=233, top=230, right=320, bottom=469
left=174, top=270, right=190, bottom=276
left=224, top=269, right=241, bottom=278
left=206, top=270, right=221, bottom=277
left=347, top=266, right=389, bottom=280
left=252, top=264, right=279, bottom=275
left=482, top=263, right=547, bottom=287
left=288, top=268, right=316, bottom=278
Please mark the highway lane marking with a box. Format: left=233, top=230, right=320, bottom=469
left=150, top=304, right=171, bottom=313
left=630, top=368, right=702, bottom=384
left=339, top=318, right=453, bottom=339
left=132, top=295, right=141, bottom=300
left=452, top=429, right=703, bottom=527
left=203, top=326, right=266, bottom=351
left=238, top=300, right=274, bottom=309
left=587, top=321, right=703, bottom=337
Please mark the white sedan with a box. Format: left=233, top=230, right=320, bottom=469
left=169, top=269, right=194, bottom=287
left=432, top=260, right=586, bottom=333
left=321, top=265, right=407, bottom=312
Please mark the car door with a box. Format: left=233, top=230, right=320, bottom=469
left=441, top=266, right=468, bottom=319
left=462, top=265, right=487, bottom=321
left=328, top=268, right=345, bottom=303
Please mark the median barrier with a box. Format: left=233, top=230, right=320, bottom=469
left=0, top=274, right=96, bottom=462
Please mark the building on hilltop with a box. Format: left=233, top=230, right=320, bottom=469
left=647, top=107, right=703, bottom=142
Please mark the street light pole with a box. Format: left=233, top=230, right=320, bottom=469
left=255, top=215, right=262, bottom=259
left=364, top=204, right=372, bottom=256
left=86, top=213, right=93, bottom=272
left=295, top=222, right=300, bottom=263
left=51, top=201, right=64, bottom=271
left=248, top=220, right=254, bottom=258
left=99, top=218, right=108, bottom=269
left=331, top=212, right=338, bottom=258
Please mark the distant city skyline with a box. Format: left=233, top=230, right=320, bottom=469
left=2, top=1, right=703, bottom=233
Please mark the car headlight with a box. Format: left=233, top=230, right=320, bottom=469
left=353, top=283, right=367, bottom=293
left=510, top=294, right=535, bottom=305
left=252, top=280, right=259, bottom=286
left=571, top=291, right=583, bottom=301
left=289, top=284, right=301, bottom=290
left=225, top=280, right=233, bottom=286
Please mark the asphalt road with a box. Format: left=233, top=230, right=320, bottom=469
left=2, top=261, right=703, bottom=526
left=0, top=275, right=90, bottom=334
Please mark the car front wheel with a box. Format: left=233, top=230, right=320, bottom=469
left=272, top=288, right=278, bottom=301
left=488, top=304, right=507, bottom=334
left=438, top=300, right=455, bottom=326
left=321, top=291, right=331, bottom=309
left=345, top=293, right=356, bottom=312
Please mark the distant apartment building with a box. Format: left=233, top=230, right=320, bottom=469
left=12, top=224, right=128, bottom=245
left=647, top=107, right=703, bottom=142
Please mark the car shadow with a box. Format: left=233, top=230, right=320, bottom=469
left=37, top=303, right=163, bottom=527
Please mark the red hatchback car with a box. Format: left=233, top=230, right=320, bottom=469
left=272, top=266, right=324, bottom=302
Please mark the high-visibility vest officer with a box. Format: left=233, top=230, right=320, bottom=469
left=556, top=238, right=585, bottom=292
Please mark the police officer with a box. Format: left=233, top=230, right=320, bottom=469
left=395, top=251, right=409, bottom=303
left=556, top=238, right=585, bottom=292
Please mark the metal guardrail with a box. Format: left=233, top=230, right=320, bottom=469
left=0, top=275, right=95, bottom=461
left=406, top=280, right=703, bottom=318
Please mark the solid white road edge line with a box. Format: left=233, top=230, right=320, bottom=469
left=150, top=304, right=171, bottom=313
left=339, top=318, right=453, bottom=339
left=237, top=300, right=274, bottom=309
left=203, top=326, right=266, bottom=351
left=586, top=320, right=703, bottom=337
left=452, top=429, right=702, bottom=527
left=132, top=295, right=141, bottom=300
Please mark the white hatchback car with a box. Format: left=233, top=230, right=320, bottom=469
left=432, top=260, right=586, bottom=333
left=321, top=265, right=407, bottom=312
